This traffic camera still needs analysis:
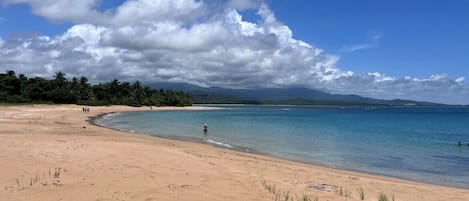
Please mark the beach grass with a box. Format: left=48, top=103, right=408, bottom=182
left=262, top=180, right=318, bottom=201
left=378, top=193, right=388, bottom=201
left=335, top=186, right=352, bottom=198
left=54, top=168, right=61, bottom=179
left=263, top=180, right=392, bottom=201
left=358, top=187, right=365, bottom=200
left=378, top=192, right=396, bottom=201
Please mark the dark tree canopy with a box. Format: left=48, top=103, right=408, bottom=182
left=0, top=70, right=191, bottom=106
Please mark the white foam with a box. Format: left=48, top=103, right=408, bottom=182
left=102, top=112, right=122, bottom=120
left=207, top=139, right=233, bottom=148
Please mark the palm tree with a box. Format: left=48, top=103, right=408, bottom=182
left=53, top=71, right=67, bottom=88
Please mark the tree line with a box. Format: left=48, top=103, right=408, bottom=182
left=0, top=70, right=192, bottom=106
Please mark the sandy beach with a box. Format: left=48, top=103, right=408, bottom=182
left=0, top=105, right=467, bottom=201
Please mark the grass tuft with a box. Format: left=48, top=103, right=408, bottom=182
left=262, top=180, right=318, bottom=201
left=357, top=187, right=365, bottom=200
left=54, top=168, right=61, bottom=178
left=378, top=192, right=388, bottom=201
left=335, top=186, right=352, bottom=198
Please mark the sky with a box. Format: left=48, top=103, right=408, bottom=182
left=0, top=0, right=468, bottom=104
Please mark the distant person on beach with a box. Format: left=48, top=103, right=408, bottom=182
left=457, top=141, right=462, bottom=146
left=204, top=123, right=208, bottom=133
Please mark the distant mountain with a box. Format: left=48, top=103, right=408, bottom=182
left=148, top=82, right=445, bottom=106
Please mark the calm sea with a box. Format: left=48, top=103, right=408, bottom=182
left=95, top=105, right=469, bottom=188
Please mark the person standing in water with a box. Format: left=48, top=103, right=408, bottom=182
left=203, top=123, right=208, bottom=133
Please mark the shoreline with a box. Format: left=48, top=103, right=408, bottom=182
left=92, top=109, right=468, bottom=190
left=1, top=104, right=468, bottom=201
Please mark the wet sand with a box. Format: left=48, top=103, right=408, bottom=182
left=0, top=104, right=467, bottom=201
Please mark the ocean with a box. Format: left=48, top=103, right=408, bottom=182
left=95, top=105, right=469, bottom=188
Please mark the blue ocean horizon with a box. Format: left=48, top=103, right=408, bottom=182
left=95, top=105, right=469, bottom=188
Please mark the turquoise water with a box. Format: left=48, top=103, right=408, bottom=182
left=96, top=105, right=469, bottom=188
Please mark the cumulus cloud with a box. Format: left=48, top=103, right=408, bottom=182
left=226, top=0, right=263, bottom=11
left=2, top=0, right=104, bottom=23
left=111, top=0, right=205, bottom=25
left=2, top=0, right=206, bottom=25
left=0, top=0, right=468, bottom=104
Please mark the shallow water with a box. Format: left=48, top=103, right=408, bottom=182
left=96, top=105, right=469, bottom=188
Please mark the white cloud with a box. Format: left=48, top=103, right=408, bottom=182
left=0, top=0, right=468, bottom=104
left=61, top=24, right=105, bottom=46
left=341, top=32, right=382, bottom=52
left=100, top=20, right=230, bottom=52
left=455, top=77, right=465, bottom=84
left=226, top=0, right=263, bottom=11
left=111, top=0, right=204, bottom=26
left=2, top=0, right=206, bottom=25
left=2, top=0, right=104, bottom=23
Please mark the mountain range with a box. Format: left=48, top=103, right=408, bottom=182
left=148, top=82, right=445, bottom=106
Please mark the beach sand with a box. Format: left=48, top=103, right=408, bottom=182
left=0, top=105, right=467, bottom=201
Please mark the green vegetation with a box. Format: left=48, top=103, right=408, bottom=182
left=378, top=192, right=395, bottom=201
left=262, top=180, right=318, bottom=201
left=378, top=193, right=388, bottom=201
left=0, top=70, right=191, bottom=106
left=262, top=181, right=398, bottom=201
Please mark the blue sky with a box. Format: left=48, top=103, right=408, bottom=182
left=0, top=0, right=468, bottom=104
left=268, top=0, right=469, bottom=78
